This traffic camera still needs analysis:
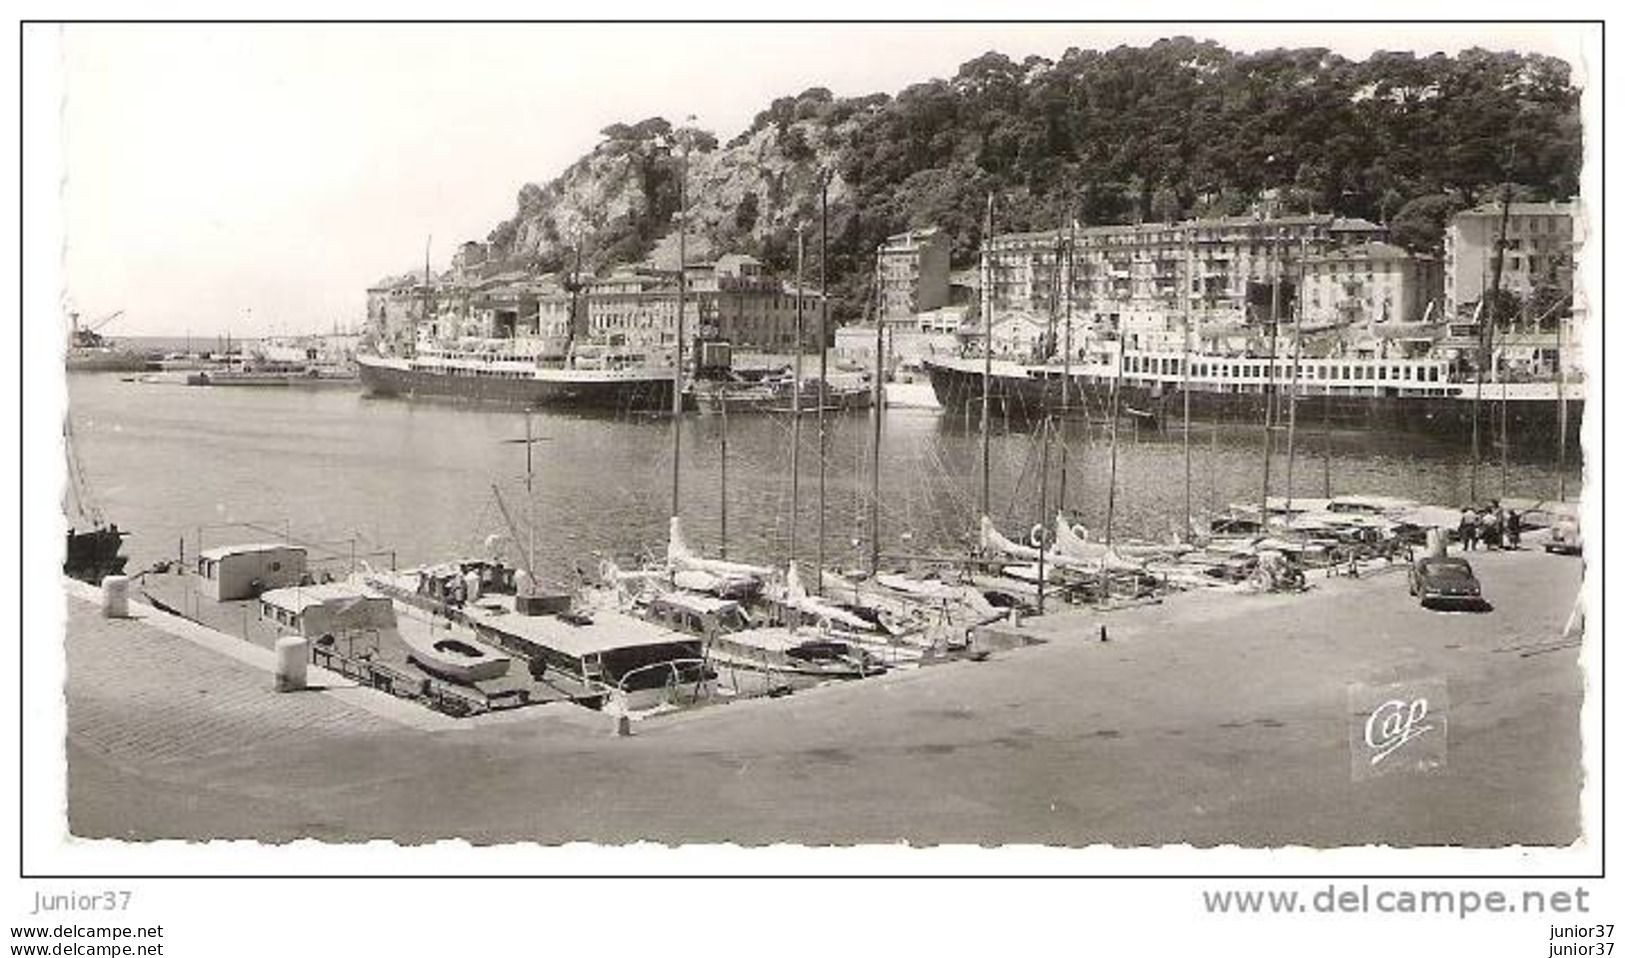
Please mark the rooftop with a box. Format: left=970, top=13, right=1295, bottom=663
left=467, top=598, right=694, bottom=659
left=260, top=583, right=386, bottom=615
left=1457, top=199, right=1575, bottom=218
left=1308, top=241, right=1429, bottom=262
left=198, top=542, right=302, bottom=561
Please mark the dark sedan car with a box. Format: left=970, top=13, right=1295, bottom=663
left=1408, top=556, right=1484, bottom=608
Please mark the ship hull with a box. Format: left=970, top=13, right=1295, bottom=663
left=66, top=350, right=157, bottom=373
left=692, top=382, right=874, bottom=416
left=923, top=359, right=1583, bottom=453
left=358, top=356, right=677, bottom=413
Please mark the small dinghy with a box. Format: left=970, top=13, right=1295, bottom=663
left=399, top=621, right=512, bottom=683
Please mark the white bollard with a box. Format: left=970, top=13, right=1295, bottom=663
left=1426, top=527, right=1447, bottom=559
left=100, top=575, right=129, bottom=619
left=275, top=636, right=308, bottom=692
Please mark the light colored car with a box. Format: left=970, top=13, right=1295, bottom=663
left=1545, top=516, right=1582, bottom=556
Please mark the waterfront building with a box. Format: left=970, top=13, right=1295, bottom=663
left=876, top=227, right=951, bottom=320
left=365, top=275, right=435, bottom=355
left=1443, top=199, right=1575, bottom=323
left=584, top=256, right=826, bottom=352
left=1302, top=241, right=1443, bottom=329
left=984, top=213, right=1388, bottom=341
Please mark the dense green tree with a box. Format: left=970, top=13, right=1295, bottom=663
left=478, top=42, right=1581, bottom=323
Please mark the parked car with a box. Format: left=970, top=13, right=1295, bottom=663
left=1408, top=557, right=1484, bottom=609
left=1545, top=516, right=1583, bottom=556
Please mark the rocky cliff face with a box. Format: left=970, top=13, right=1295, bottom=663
left=483, top=105, right=865, bottom=282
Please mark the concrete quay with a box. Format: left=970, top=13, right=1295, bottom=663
left=64, top=542, right=1584, bottom=847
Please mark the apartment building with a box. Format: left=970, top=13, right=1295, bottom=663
left=876, top=227, right=951, bottom=320
left=1443, top=199, right=1575, bottom=321
left=1302, top=242, right=1443, bottom=328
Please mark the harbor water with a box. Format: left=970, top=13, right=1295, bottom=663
left=66, top=372, right=1583, bottom=585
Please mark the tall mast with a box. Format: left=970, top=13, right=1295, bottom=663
left=1259, top=229, right=1280, bottom=531
left=869, top=259, right=883, bottom=574
left=525, top=410, right=536, bottom=574
left=1557, top=308, right=1569, bottom=502
left=1284, top=236, right=1307, bottom=511
left=1323, top=385, right=1333, bottom=499
left=1181, top=223, right=1194, bottom=542
left=1036, top=417, right=1051, bottom=614
left=790, top=225, right=805, bottom=570
left=1472, top=182, right=1513, bottom=503
left=670, top=129, right=690, bottom=519
left=817, top=176, right=829, bottom=589
left=1059, top=222, right=1074, bottom=515
left=565, top=240, right=584, bottom=355
left=719, top=389, right=729, bottom=559
left=1104, top=332, right=1123, bottom=546
left=422, top=235, right=432, bottom=352
left=980, top=192, right=994, bottom=519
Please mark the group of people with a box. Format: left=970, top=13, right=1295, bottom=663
left=1458, top=501, right=1522, bottom=551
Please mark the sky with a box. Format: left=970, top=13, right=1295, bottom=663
left=52, top=21, right=1593, bottom=337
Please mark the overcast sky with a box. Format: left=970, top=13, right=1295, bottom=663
left=55, top=22, right=1591, bottom=337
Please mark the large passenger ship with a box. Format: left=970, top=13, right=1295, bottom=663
left=923, top=349, right=1583, bottom=450
left=357, top=339, right=680, bottom=413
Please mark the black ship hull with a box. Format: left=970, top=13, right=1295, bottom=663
left=358, top=357, right=678, bottom=414
left=65, top=527, right=128, bottom=584
left=923, top=359, right=1583, bottom=453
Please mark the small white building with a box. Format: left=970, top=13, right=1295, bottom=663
left=258, top=583, right=396, bottom=639
left=196, top=543, right=307, bottom=601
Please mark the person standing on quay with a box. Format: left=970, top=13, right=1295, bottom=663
left=1459, top=508, right=1479, bottom=551
left=1507, top=509, right=1523, bottom=549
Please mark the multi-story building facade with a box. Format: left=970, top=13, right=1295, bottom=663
left=876, top=227, right=951, bottom=320
left=1302, top=241, right=1443, bottom=328
left=1443, top=199, right=1575, bottom=322
left=982, top=214, right=1388, bottom=340
left=368, top=252, right=828, bottom=357
left=365, top=275, right=434, bottom=355
left=584, top=255, right=826, bottom=352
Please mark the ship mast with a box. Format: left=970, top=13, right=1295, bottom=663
left=670, top=126, right=691, bottom=520
left=980, top=192, right=994, bottom=521
left=868, top=258, right=884, bottom=575
left=817, top=176, right=829, bottom=592
left=1557, top=307, right=1569, bottom=503
left=1259, top=228, right=1281, bottom=532
left=1059, top=221, right=1075, bottom=516
left=1471, top=181, right=1514, bottom=504
left=789, top=225, right=805, bottom=571
left=1104, top=325, right=1123, bottom=546
left=1284, top=236, right=1307, bottom=512
left=1181, top=223, right=1194, bottom=542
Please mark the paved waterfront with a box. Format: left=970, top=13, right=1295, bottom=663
left=65, top=543, right=1584, bottom=847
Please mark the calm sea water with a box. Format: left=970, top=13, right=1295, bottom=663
left=66, top=373, right=1581, bottom=583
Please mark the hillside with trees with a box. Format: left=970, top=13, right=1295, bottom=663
left=472, top=38, right=1581, bottom=321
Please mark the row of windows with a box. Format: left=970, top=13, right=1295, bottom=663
left=261, top=603, right=299, bottom=628
left=1126, top=355, right=1444, bottom=383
